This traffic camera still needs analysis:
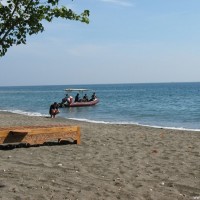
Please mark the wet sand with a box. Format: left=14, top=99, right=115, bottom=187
left=0, top=111, right=199, bottom=200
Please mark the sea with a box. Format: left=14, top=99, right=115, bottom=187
left=0, top=82, right=200, bottom=131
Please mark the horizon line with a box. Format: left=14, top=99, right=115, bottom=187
left=0, top=81, right=200, bottom=87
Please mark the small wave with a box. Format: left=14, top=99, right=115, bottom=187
left=137, top=123, right=200, bottom=132
left=134, top=123, right=200, bottom=132
left=0, top=109, right=48, bottom=117
left=68, top=118, right=140, bottom=125
left=68, top=118, right=112, bottom=124
left=67, top=118, right=200, bottom=132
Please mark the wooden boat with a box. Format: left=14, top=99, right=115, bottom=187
left=59, top=89, right=99, bottom=108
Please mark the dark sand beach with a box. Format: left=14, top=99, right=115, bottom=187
left=0, top=111, right=199, bottom=200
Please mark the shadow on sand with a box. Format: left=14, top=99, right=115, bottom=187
left=0, top=140, right=76, bottom=151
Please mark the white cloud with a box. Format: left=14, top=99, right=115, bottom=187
left=100, top=0, right=134, bottom=7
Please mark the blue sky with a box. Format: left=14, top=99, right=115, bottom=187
left=1, top=0, right=200, bottom=86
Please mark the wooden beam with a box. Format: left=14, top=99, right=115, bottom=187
left=0, top=125, right=81, bottom=145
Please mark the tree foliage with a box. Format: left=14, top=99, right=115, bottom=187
left=0, top=0, right=89, bottom=57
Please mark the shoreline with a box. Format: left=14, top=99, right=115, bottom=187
left=0, top=111, right=200, bottom=199
left=1, top=110, right=200, bottom=132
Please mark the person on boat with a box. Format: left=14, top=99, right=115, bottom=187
left=75, top=93, right=80, bottom=102
left=49, top=102, right=60, bottom=118
left=90, top=92, right=97, bottom=101
left=83, top=94, right=89, bottom=102
left=62, top=94, right=69, bottom=104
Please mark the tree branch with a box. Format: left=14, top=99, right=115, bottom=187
left=0, top=0, right=34, bottom=43
left=0, top=0, right=20, bottom=42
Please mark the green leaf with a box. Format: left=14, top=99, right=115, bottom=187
left=0, top=0, right=90, bottom=57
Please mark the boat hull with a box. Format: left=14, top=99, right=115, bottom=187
left=60, top=98, right=99, bottom=108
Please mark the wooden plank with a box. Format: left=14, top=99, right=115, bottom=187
left=0, top=125, right=81, bottom=145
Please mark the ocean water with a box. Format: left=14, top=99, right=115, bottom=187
left=0, top=83, right=200, bottom=131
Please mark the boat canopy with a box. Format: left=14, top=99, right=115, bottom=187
left=64, top=88, right=90, bottom=92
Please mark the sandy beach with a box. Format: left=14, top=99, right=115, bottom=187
left=0, top=111, right=199, bottom=200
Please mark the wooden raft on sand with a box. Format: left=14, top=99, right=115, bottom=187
left=0, top=125, right=81, bottom=146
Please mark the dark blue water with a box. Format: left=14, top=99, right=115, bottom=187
left=0, top=83, right=200, bottom=130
